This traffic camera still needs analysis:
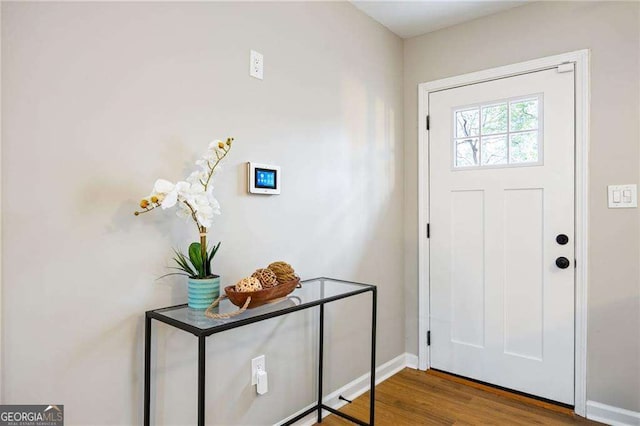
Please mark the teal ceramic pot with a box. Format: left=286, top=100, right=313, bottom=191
left=188, top=275, right=221, bottom=310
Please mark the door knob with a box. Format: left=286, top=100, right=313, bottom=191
left=555, top=257, right=571, bottom=269
left=556, top=234, right=569, bottom=245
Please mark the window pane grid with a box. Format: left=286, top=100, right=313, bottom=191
left=453, top=95, right=541, bottom=169
left=506, top=103, right=510, bottom=164
left=454, top=129, right=539, bottom=139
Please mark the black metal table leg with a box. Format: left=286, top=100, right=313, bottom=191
left=144, top=314, right=151, bottom=426
left=370, top=288, right=377, bottom=425
left=143, top=279, right=374, bottom=426
left=198, top=336, right=206, bottom=426
left=318, top=303, right=325, bottom=423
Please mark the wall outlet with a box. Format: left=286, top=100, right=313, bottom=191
left=251, top=355, right=265, bottom=385
left=250, top=50, right=264, bottom=80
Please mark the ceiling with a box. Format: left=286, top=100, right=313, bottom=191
left=351, top=1, right=529, bottom=39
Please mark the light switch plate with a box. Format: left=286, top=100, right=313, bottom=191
left=608, top=184, right=637, bottom=208
left=250, top=50, right=263, bottom=80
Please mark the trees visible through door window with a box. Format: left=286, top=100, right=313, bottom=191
left=454, top=95, right=541, bottom=169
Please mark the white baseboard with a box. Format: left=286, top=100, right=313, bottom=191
left=405, top=353, right=419, bottom=370
left=275, top=352, right=412, bottom=426
left=276, top=361, right=640, bottom=426
left=587, top=401, right=640, bottom=426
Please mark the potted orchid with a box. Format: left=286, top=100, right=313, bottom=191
left=135, top=137, right=234, bottom=309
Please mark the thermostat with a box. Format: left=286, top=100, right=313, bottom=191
left=248, top=162, right=281, bottom=195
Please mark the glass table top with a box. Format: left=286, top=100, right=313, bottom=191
left=150, top=277, right=374, bottom=334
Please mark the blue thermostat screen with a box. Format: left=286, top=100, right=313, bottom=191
left=255, top=168, right=277, bottom=189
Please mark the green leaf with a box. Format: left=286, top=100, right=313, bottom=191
left=189, top=242, right=204, bottom=278
left=206, top=241, right=221, bottom=275
left=173, top=249, right=196, bottom=276
left=172, top=254, right=186, bottom=271
left=208, top=241, right=221, bottom=264
left=173, top=250, right=188, bottom=267
left=156, top=272, right=190, bottom=281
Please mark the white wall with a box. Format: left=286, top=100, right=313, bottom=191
left=403, top=1, right=640, bottom=413
left=1, top=2, right=404, bottom=424
left=5, top=0, right=639, bottom=422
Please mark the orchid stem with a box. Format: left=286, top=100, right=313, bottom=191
left=199, top=227, right=208, bottom=276
left=203, top=146, right=229, bottom=191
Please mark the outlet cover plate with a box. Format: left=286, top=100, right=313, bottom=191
left=250, top=50, right=263, bottom=80
left=251, top=355, right=265, bottom=385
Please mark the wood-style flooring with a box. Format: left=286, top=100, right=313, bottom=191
left=319, top=368, right=600, bottom=425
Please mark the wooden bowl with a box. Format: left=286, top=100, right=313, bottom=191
left=225, top=277, right=301, bottom=309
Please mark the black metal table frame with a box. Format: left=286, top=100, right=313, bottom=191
left=144, top=277, right=377, bottom=426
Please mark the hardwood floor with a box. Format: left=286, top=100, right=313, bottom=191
left=319, top=368, right=600, bottom=425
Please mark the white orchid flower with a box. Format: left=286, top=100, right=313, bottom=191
left=186, top=170, right=207, bottom=187
left=153, top=179, right=178, bottom=209
left=195, top=158, right=210, bottom=171
left=208, top=140, right=223, bottom=151
left=208, top=140, right=227, bottom=158
left=176, top=203, right=192, bottom=221
left=196, top=207, right=213, bottom=228
left=193, top=191, right=219, bottom=228
left=204, top=186, right=221, bottom=215
left=176, top=182, right=197, bottom=205
left=208, top=195, right=221, bottom=216
left=152, top=179, right=192, bottom=209
left=135, top=137, right=233, bottom=248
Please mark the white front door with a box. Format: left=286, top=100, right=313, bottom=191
left=429, top=66, right=575, bottom=404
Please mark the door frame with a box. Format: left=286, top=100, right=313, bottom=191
left=417, top=50, right=590, bottom=416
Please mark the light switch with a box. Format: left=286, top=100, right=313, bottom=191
left=608, top=184, right=637, bottom=208
left=613, top=190, right=621, bottom=203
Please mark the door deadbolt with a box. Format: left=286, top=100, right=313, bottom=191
left=555, top=257, right=571, bottom=269
left=556, top=234, right=569, bottom=245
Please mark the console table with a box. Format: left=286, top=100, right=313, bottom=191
left=144, top=277, right=377, bottom=426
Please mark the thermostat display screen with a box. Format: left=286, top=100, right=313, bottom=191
left=255, top=168, right=277, bottom=189
left=248, top=162, right=280, bottom=195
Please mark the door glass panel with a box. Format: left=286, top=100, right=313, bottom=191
left=481, top=135, right=508, bottom=165
left=481, top=103, right=508, bottom=135
left=455, top=138, right=480, bottom=167
left=453, top=94, right=541, bottom=169
left=456, top=109, right=479, bottom=137
left=510, top=131, right=539, bottom=163
left=510, top=98, right=539, bottom=131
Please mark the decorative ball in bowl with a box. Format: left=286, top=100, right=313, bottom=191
left=225, top=276, right=300, bottom=309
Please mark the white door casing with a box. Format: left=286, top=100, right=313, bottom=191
left=430, top=67, right=574, bottom=404
left=417, top=50, right=590, bottom=414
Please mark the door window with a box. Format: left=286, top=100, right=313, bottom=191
left=453, top=94, right=542, bottom=169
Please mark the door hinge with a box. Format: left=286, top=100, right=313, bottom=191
left=426, top=223, right=430, bottom=238
left=426, top=115, right=430, bottom=131
left=427, top=330, right=431, bottom=346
